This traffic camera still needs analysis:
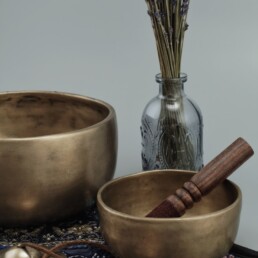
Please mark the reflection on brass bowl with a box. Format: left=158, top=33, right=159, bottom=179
left=0, top=91, right=117, bottom=226
left=97, top=170, right=241, bottom=258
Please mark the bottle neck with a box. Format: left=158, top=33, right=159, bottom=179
left=157, top=74, right=186, bottom=99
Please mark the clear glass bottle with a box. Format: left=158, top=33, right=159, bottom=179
left=141, top=73, right=203, bottom=171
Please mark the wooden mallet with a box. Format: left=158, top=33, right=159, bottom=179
left=146, top=137, right=254, bottom=218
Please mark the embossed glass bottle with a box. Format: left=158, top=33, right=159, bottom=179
left=141, top=73, right=203, bottom=171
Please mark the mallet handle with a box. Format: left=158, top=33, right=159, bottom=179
left=146, top=138, right=254, bottom=218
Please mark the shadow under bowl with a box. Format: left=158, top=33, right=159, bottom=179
left=0, top=91, right=117, bottom=226
left=97, top=170, right=241, bottom=258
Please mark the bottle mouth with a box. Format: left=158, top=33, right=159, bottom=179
left=155, top=73, right=187, bottom=83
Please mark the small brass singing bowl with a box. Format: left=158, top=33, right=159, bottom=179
left=0, top=91, right=117, bottom=226
left=97, top=170, right=241, bottom=258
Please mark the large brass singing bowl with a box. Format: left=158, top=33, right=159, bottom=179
left=97, top=170, right=241, bottom=258
left=0, top=91, right=117, bottom=226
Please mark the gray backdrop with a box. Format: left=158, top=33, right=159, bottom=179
left=0, top=0, right=257, bottom=250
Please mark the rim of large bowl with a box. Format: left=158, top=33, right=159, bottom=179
left=97, top=169, right=242, bottom=223
left=0, top=90, right=116, bottom=141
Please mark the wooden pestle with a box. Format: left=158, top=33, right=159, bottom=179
left=146, top=137, right=254, bottom=218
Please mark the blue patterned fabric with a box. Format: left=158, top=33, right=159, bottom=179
left=62, top=245, right=112, bottom=258
left=0, top=205, right=242, bottom=258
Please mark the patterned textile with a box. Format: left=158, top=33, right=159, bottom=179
left=0, top=205, right=246, bottom=258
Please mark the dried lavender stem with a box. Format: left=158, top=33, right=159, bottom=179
left=145, top=0, right=190, bottom=78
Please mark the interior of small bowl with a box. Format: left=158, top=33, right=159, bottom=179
left=99, top=170, right=240, bottom=218
left=0, top=92, right=110, bottom=138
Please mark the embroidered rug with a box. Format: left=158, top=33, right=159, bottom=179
left=0, top=205, right=252, bottom=258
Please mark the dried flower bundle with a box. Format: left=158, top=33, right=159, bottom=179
left=146, top=0, right=190, bottom=78
left=141, top=0, right=202, bottom=172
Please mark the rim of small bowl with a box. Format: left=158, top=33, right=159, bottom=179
left=97, top=169, right=242, bottom=223
left=0, top=90, right=116, bottom=141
